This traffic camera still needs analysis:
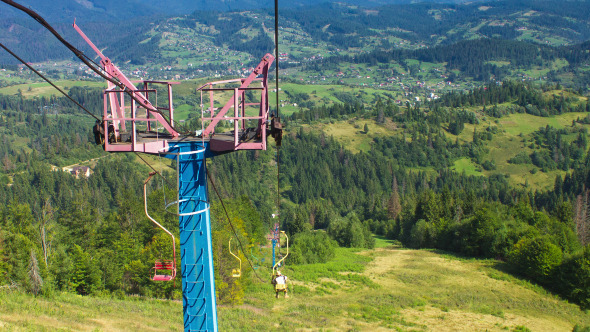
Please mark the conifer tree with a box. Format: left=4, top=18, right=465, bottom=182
left=376, top=97, right=385, bottom=123
left=39, top=198, right=54, bottom=267
left=574, top=190, right=590, bottom=246
left=0, top=235, right=5, bottom=285
left=28, top=249, right=42, bottom=296
left=387, top=176, right=401, bottom=220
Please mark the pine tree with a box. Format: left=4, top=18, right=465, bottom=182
left=39, top=198, right=54, bottom=267
left=387, top=176, right=401, bottom=220
left=575, top=190, right=590, bottom=246
left=377, top=108, right=385, bottom=123
left=454, top=204, right=464, bottom=223
left=28, top=249, right=43, bottom=296
left=0, top=235, right=5, bottom=285
left=376, top=97, right=385, bottom=123
left=70, top=245, right=89, bottom=295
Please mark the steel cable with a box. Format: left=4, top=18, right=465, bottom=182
left=1, top=0, right=187, bottom=132
left=206, top=168, right=268, bottom=283
left=0, top=42, right=101, bottom=121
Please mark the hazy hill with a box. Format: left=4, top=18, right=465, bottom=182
left=3, top=0, right=590, bottom=66
left=280, top=0, right=590, bottom=47
left=0, top=0, right=478, bottom=22
left=137, top=0, right=477, bottom=13
left=0, top=0, right=157, bottom=22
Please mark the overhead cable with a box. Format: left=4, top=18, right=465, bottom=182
left=134, top=152, right=177, bottom=191
left=273, top=0, right=282, bottom=248
left=274, top=0, right=281, bottom=119
left=206, top=168, right=268, bottom=283
left=0, top=0, right=182, bottom=132
left=0, top=42, right=100, bottom=121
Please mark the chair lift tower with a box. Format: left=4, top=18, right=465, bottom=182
left=73, top=23, right=281, bottom=332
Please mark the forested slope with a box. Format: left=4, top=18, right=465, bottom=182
left=2, top=65, right=590, bottom=322
left=210, top=81, right=590, bottom=309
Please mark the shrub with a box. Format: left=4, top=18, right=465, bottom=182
left=508, top=151, right=532, bottom=164
left=554, top=246, right=590, bottom=309
left=508, top=236, right=562, bottom=283
left=448, top=120, right=465, bottom=135
left=408, top=219, right=431, bottom=249
left=573, top=324, right=590, bottom=332
left=288, top=231, right=337, bottom=265
left=327, top=213, right=375, bottom=249
left=482, top=160, right=496, bottom=170
left=488, top=220, right=531, bottom=260
left=458, top=208, right=501, bottom=257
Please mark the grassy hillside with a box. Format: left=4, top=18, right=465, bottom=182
left=305, top=102, right=590, bottom=190
left=2, top=240, right=589, bottom=331
left=0, top=81, right=106, bottom=98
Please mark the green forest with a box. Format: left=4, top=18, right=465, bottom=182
left=2, top=79, right=590, bottom=316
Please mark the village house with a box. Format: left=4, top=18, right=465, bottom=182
left=61, top=166, right=92, bottom=178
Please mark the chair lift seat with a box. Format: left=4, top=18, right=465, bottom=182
left=229, top=237, right=242, bottom=278
left=152, top=260, right=176, bottom=281
left=153, top=274, right=175, bottom=282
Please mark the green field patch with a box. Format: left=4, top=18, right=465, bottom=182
left=452, top=158, right=483, bottom=176
left=321, top=119, right=394, bottom=153
left=442, top=111, right=589, bottom=189
left=275, top=82, right=400, bottom=117
left=0, top=80, right=105, bottom=98
left=456, top=123, right=479, bottom=143
left=173, top=104, right=196, bottom=122
left=486, top=60, right=511, bottom=67
left=499, top=112, right=587, bottom=136
left=480, top=113, right=588, bottom=189
left=542, top=89, right=587, bottom=104
left=525, top=59, right=570, bottom=78
left=373, top=235, right=398, bottom=248
left=419, top=61, right=444, bottom=71
left=484, top=134, right=525, bottom=166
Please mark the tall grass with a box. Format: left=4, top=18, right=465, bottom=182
left=2, top=246, right=589, bottom=331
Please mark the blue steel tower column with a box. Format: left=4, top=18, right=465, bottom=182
left=167, top=141, right=218, bottom=332
left=272, top=239, right=276, bottom=267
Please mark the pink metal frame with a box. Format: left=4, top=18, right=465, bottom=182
left=73, top=22, right=275, bottom=154
left=100, top=81, right=179, bottom=153
left=200, top=53, right=273, bottom=151
left=73, top=23, right=178, bottom=139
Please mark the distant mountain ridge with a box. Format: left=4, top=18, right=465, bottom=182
left=2, top=0, right=590, bottom=69
left=0, top=0, right=479, bottom=22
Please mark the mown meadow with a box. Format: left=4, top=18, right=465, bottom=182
left=1, top=238, right=589, bottom=331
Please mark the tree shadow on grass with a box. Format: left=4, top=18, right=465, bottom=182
left=429, top=249, right=565, bottom=300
